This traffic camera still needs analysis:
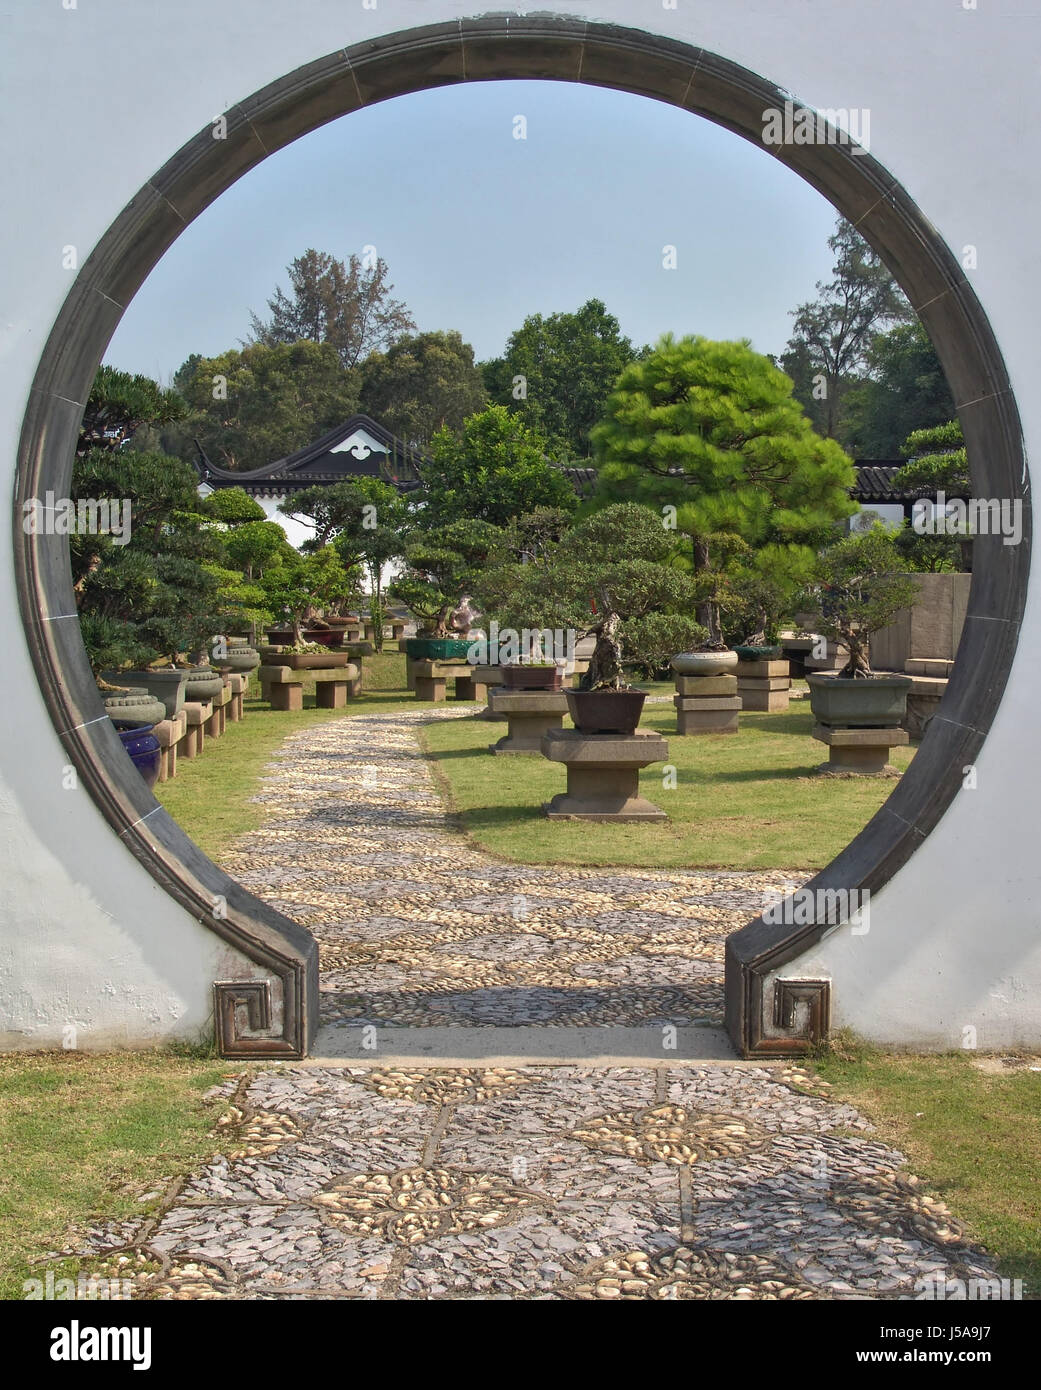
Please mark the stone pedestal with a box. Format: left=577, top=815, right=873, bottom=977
left=736, top=658, right=791, bottom=713
left=260, top=663, right=359, bottom=712
left=471, top=666, right=506, bottom=719
left=812, top=723, right=910, bottom=774
left=153, top=710, right=187, bottom=782
left=804, top=639, right=847, bottom=673
left=227, top=673, right=247, bottom=721
left=412, top=660, right=486, bottom=703
left=673, top=672, right=742, bottom=734
left=182, top=700, right=211, bottom=758
left=902, top=674, right=948, bottom=737
left=541, top=728, right=670, bottom=821
left=490, top=690, right=567, bottom=753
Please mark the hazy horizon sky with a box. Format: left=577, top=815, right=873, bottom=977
left=104, top=79, right=843, bottom=385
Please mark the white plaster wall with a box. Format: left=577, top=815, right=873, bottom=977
left=1, top=0, right=1038, bottom=1049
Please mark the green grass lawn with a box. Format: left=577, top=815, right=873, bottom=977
left=421, top=698, right=915, bottom=871
left=0, top=1050, right=237, bottom=1300
left=815, top=1043, right=1041, bottom=1296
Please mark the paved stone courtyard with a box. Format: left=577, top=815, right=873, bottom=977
left=72, top=709, right=1000, bottom=1300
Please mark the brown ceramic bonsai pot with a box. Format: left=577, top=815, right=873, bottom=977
left=565, top=688, right=647, bottom=735
left=281, top=651, right=348, bottom=670
left=502, top=663, right=564, bottom=691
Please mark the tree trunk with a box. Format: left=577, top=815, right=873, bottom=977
left=580, top=611, right=625, bottom=690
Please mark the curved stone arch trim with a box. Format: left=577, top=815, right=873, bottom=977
left=13, top=16, right=1029, bottom=1058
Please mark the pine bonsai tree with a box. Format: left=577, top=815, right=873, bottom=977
left=808, top=528, right=920, bottom=677
left=591, top=334, right=857, bottom=645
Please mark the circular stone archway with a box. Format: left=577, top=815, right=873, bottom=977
left=14, top=17, right=1029, bottom=1058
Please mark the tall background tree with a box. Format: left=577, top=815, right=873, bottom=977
left=170, top=340, right=360, bottom=471
left=249, top=248, right=415, bottom=369
left=359, top=330, right=487, bottom=448
left=842, top=320, right=956, bottom=457
left=483, top=298, right=636, bottom=459
left=279, top=478, right=408, bottom=651
left=592, top=334, right=857, bottom=644
left=781, top=219, right=910, bottom=440
left=420, top=405, right=578, bottom=527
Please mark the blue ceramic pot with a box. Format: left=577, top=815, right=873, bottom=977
left=117, top=725, right=161, bottom=788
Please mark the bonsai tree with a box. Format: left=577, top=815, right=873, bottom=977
left=282, top=478, right=407, bottom=652
left=419, top=405, right=578, bottom=526
left=590, top=334, right=857, bottom=645
left=476, top=503, right=705, bottom=687
left=805, top=528, right=920, bottom=677
left=892, top=419, right=970, bottom=572
left=389, top=517, right=505, bottom=637
left=72, top=446, right=224, bottom=675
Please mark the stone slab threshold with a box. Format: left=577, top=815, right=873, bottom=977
left=305, top=1023, right=738, bottom=1065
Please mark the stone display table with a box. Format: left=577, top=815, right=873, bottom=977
left=736, top=657, right=791, bottom=713
left=413, top=660, right=486, bottom=703
left=812, top=723, right=910, bottom=774
left=471, top=666, right=507, bottom=720
left=905, top=657, right=954, bottom=678
left=205, top=680, right=232, bottom=739
left=153, top=710, right=187, bottom=782
left=490, top=690, right=568, bottom=754
left=902, top=674, right=948, bottom=737
left=673, top=672, right=742, bottom=734
left=227, top=672, right=248, bottom=721
left=541, top=727, right=670, bottom=821
left=259, top=663, right=360, bottom=712
left=181, top=700, right=212, bottom=759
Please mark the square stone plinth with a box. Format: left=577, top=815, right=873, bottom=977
left=812, top=723, right=910, bottom=774
left=674, top=695, right=742, bottom=712
left=736, top=659, right=789, bottom=680
left=737, top=677, right=791, bottom=712
left=674, top=673, right=738, bottom=697
left=490, top=690, right=568, bottom=753
left=541, top=728, right=670, bottom=821
left=674, top=693, right=741, bottom=735
left=737, top=685, right=791, bottom=712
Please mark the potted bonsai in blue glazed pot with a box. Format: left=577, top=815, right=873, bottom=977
left=101, top=687, right=165, bottom=788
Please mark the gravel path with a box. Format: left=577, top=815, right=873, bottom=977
left=69, top=709, right=1000, bottom=1299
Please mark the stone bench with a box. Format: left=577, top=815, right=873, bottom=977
left=259, top=663, right=360, bottom=711
left=905, top=657, right=954, bottom=678
left=903, top=673, right=948, bottom=737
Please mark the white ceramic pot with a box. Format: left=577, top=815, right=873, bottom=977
left=671, top=650, right=739, bottom=677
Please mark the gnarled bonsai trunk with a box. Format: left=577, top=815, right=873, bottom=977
left=581, top=611, right=625, bottom=690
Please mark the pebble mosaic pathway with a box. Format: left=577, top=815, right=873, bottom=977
left=68, top=709, right=1000, bottom=1299
left=78, top=1064, right=998, bottom=1300
left=220, top=708, right=801, bottom=1031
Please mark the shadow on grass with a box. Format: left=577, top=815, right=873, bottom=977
left=457, top=803, right=553, bottom=830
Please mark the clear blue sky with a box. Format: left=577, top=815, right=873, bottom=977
left=104, top=79, right=841, bottom=383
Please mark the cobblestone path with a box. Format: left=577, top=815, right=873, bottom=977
left=221, top=708, right=801, bottom=1031
left=81, top=1064, right=997, bottom=1300
left=72, top=710, right=999, bottom=1299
